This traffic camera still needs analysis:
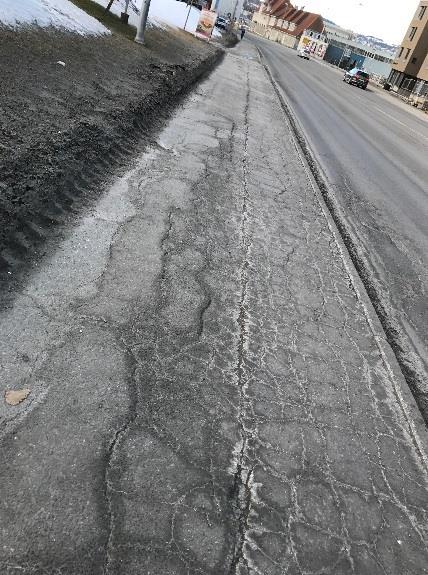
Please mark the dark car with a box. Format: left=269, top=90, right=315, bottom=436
left=343, top=68, right=370, bottom=90
left=216, top=16, right=229, bottom=30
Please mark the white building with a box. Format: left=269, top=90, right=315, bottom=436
left=298, top=29, right=328, bottom=59
left=211, top=0, right=245, bottom=19
left=323, top=22, right=355, bottom=42
left=323, top=22, right=394, bottom=78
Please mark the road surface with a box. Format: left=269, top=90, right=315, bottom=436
left=1, top=41, right=428, bottom=575
left=251, top=33, right=428, bottom=416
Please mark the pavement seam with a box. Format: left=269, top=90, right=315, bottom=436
left=102, top=204, right=179, bottom=572
left=103, top=351, right=138, bottom=575
left=255, top=46, right=428, bottom=469
left=230, top=63, right=254, bottom=575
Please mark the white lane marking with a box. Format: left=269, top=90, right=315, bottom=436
left=373, top=106, right=428, bottom=142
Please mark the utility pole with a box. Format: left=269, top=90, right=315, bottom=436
left=232, top=0, right=239, bottom=22
left=135, top=0, right=152, bottom=44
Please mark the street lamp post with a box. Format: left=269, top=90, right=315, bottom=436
left=135, top=0, right=152, bottom=44
left=184, top=0, right=194, bottom=31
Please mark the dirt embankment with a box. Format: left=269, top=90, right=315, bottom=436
left=0, top=24, right=222, bottom=295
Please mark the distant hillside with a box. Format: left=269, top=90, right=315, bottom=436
left=323, top=17, right=397, bottom=56
left=354, top=34, right=397, bottom=55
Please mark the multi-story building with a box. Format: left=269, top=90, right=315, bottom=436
left=323, top=37, right=394, bottom=77
left=388, top=0, right=428, bottom=98
left=251, top=0, right=324, bottom=49
left=297, top=29, right=328, bottom=59
left=251, top=6, right=393, bottom=77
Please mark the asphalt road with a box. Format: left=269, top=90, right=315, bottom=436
left=251, top=34, right=428, bottom=412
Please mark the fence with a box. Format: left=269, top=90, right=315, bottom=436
left=389, top=86, right=428, bottom=111
left=364, top=75, right=428, bottom=112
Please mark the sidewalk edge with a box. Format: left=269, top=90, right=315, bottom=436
left=256, top=46, right=428, bottom=468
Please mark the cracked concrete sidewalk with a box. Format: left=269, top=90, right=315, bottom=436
left=1, top=41, right=428, bottom=574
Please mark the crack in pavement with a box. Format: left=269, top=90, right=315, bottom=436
left=2, top=41, right=428, bottom=575
left=103, top=361, right=139, bottom=575
left=255, top=44, right=428, bottom=428
left=230, top=65, right=255, bottom=575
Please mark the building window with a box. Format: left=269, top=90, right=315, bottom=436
left=405, top=48, right=411, bottom=59
left=399, top=47, right=404, bottom=57
left=411, top=56, right=417, bottom=64
left=409, top=26, right=417, bottom=40
left=419, top=5, right=426, bottom=19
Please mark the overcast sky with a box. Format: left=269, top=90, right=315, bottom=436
left=300, top=0, right=418, bottom=45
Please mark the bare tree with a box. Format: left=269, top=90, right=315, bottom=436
left=105, top=0, right=115, bottom=12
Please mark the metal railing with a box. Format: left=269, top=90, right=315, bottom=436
left=357, top=74, right=428, bottom=112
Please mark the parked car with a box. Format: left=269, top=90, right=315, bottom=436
left=297, top=48, right=311, bottom=60
left=343, top=68, right=370, bottom=89
left=216, top=16, right=229, bottom=30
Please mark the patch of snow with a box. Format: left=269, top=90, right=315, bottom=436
left=0, top=0, right=110, bottom=35
left=92, top=0, right=153, bottom=29
left=149, top=0, right=201, bottom=33
left=94, top=0, right=221, bottom=37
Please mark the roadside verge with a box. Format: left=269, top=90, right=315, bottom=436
left=0, top=24, right=222, bottom=299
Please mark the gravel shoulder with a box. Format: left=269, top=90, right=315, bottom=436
left=0, top=24, right=221, bottom=299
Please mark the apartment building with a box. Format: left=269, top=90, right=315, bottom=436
left=388, top=0, right=428, bottom=97
left=251, top=0, right=324, bottom=49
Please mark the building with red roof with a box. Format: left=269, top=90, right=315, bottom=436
left=251, top=0, right=324, bottom=48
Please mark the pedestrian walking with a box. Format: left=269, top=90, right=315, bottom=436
left=240, top=26, right=246, bottom=40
